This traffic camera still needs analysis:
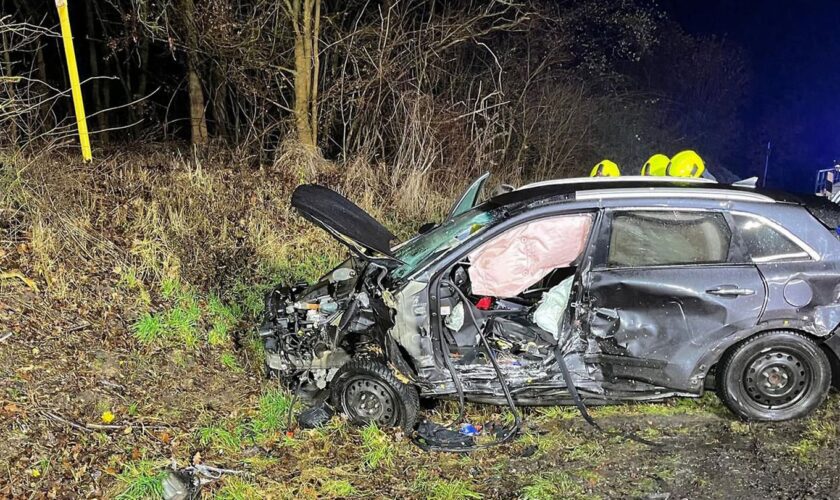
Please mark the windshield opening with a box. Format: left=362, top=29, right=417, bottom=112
left=391, top=208, right=505, bottom=280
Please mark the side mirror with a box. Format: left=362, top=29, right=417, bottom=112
left=418, top=222, right=438, bottom=234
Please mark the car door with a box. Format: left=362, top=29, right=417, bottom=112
left=446, top=172, right=490, bottom=220
left=582, top=208, right=767, bottom=392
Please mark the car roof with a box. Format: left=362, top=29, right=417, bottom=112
left=484, top=176, right=805, bottom=209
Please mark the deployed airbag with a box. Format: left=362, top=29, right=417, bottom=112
left=468, top=214, right=592, bottom=297
left=533, top=275, right=575, bottom=337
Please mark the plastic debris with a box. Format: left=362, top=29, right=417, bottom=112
left=297, top=401, right=335, bottom=429
left=459, top=423, right=481, bottom=436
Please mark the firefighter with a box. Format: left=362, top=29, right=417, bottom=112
left=641, top=153, right=670, bottom=176
left=590, top=159, right=621, bottom=177
left=666, top=150, right=706, bottom=178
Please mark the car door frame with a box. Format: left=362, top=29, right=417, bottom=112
left=423, top=204, right=603, bottom=377
left=580, top=205, right=770, bottom=393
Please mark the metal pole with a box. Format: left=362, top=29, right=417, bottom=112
left=55, top=0, right=92, bottom=161
left=762, top=140, right=771, bottom=188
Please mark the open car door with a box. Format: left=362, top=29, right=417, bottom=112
left=446, top=173, right=490, bottom=221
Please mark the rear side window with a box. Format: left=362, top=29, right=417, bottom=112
left=608, top=211, right=731, bottom=267
left=732, top=214, right=810, bottom=262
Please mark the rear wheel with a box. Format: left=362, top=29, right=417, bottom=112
left=330, top=360, right=419, bottom=431
left=717, top=330, right=831, bottom=421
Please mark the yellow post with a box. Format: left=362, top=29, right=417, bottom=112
left=55, top=0, right=92, bottom=161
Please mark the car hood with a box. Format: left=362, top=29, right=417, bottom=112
left=291, top=184, right=398, bottom=259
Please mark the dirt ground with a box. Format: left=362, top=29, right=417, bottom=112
left=1, top=152, right=839, bottom=498
left=1, top=284, right=839, bottom=498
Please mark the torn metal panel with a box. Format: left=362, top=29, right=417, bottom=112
left=384, top=280, right=436, bottom=369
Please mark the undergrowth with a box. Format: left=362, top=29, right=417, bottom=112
left=112, top=460, right=167, bottom=500
left=197, top=389, right=296, bottom=453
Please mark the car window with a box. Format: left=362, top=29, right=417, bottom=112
left=391, top=208, right=504, bottom=279
left=608, top=210, right=731, bottom=267
left=732, top=214, right=810, bottom=262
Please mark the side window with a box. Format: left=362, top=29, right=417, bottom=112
left=732, top=214, right=810, bottom=262
left=608, top=211, right=731, bottom=267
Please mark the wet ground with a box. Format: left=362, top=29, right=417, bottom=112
left=2, top=287, right=839, bottom=499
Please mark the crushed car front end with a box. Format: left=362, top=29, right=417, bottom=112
left=260, top=258, right=398, bottom=390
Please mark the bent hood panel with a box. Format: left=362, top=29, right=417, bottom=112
left=291, top=184, right=397, bottom=258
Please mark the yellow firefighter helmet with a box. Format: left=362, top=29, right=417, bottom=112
left=590, top=159, right=620, bottom=177
left=667, top=150, right=706, bottom=178
left=641, top=154, right=670, bottom=176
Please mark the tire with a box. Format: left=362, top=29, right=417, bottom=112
left=330, top=359, right=420, bottom=431
left=716, top=330, right=831, bottom=421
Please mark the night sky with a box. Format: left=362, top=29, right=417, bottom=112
left=666, top=0, right=840, bottom=192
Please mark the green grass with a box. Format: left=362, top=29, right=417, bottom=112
left=564, top=440, right=604, bottom=463
left=789, top=416, right=837, bottom=463
left=360, top=423, right=394, bottom=470
left=221, top=352, right=243, bottom=372
left=208, top=294, right=243, bottom=346
left=251, top=389, right=295, bottom=443
left=160, top=276, right=181, bottom=301
left=117, top=267, right=151, bottom=304
left=164, top=305, right=200, bottom=347
left=132, top=313, right=165, bottom=344
left=198, top=390, right=295, bottom=453
left=113, top=460, right=167, bottom=500
left=133, top=281, right=245, bottom=349
left=197, top=423, right=247, bottom=454
left=521, top=472, right=585, bottom=500
left=215, top=477, right=261, bottom=500
left=320, top=478, right=356, bottom=497
left=424, top=479, right=482, bottom=500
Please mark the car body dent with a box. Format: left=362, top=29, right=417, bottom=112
left=261, top=180, right=840, bottom=411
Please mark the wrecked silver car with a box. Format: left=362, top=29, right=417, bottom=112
left=259, top=176, right=840, bottom=431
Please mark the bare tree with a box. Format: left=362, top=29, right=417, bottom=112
left=283, top=0, right=320, bottom=148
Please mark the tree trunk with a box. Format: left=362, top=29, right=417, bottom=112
left=181, top=0, right=208, bottom=146
left=84, top=0, right=107, bottom=143
left=286, top=0, right=320, bottom=149
left=187, top=64, right=208, bottom=145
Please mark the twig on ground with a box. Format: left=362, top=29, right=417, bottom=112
left=39, top=410, right=91, bottom=433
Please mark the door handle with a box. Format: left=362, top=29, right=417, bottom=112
left=706, top=285, right=755, bottom=296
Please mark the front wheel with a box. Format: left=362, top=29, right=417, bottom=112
left=330, top=360, right=419, bottom=431
left=717, top=330, right=831, bottom=421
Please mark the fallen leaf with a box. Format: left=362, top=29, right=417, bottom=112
left=2, top=403, right=21, bottom=415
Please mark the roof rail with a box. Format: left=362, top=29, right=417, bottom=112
left=518, top=175, right=717, bottom=191
left=576, top=187, right=774, bottom=203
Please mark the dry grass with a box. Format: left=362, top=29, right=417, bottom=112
left=1, top=142, right=465, bottom=304
left=4, top=143, right=838, bottom=498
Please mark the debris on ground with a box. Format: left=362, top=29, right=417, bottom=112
left=297, top=401, right=336, bottom=429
